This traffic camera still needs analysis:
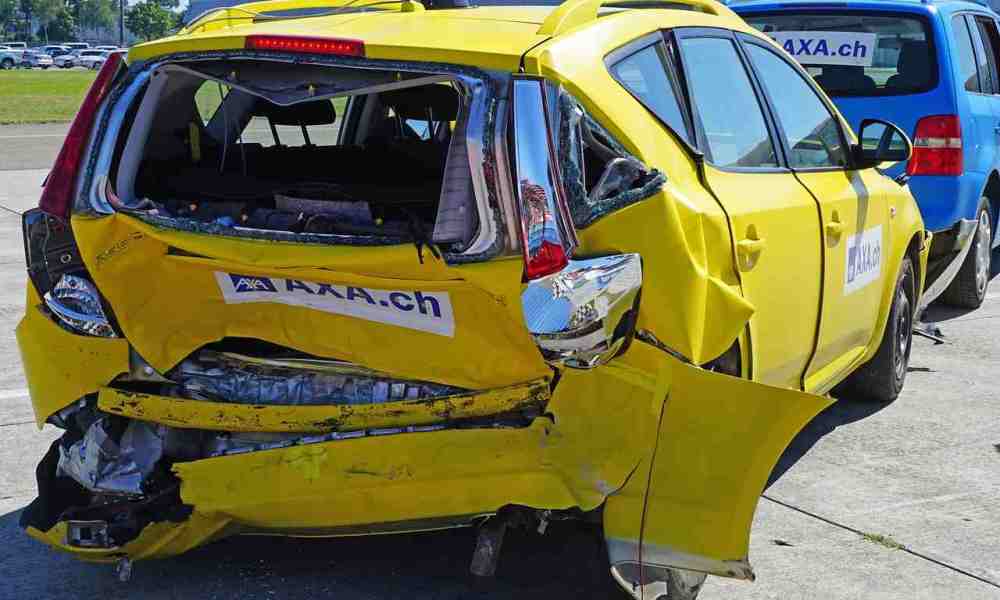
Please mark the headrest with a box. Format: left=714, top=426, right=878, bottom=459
left=898, top=40, right=929, bottom=77
left=255, top=99, right=336, bottom=126
left=380, top=85, right=459, bottom=121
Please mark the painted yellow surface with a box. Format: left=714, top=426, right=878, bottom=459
left=15, top=284, right=130, bottom=427
left=640, top=360, right=832, bottom=570
left=28, top=343, right=669, bottom=561
left=71, top=213, right=550, bottom=391
left=97, top=379, right=550, bottom=432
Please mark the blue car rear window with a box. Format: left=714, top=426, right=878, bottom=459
left=743, top=12, right=935, bottom=97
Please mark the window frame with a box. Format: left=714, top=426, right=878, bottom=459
left=604, top=31, right=698, bottom=155
left=671, top=26, right=789, bottom=173
left=735, top=33, right=854, bottom=173
left=738, top=9, right=940, bottom=98
left=972, top=14, right=1000, bottom=95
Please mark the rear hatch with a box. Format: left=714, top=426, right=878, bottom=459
left=62, top=47, right=555, bottom=399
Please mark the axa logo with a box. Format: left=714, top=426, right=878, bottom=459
left=229, top=273, right=278, bottom=293
left=847, top=242, right=880, bottom=283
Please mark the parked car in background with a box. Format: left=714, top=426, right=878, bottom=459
left=19, top=50, right=53, bottom=69
left=75, top=48, right=110, bottom=69
left=95, top=45, right=119, bottom=51
left=39, top=44, right=72, bottom=58
left=735, top=0, right=1000, bottom=309
left=17, top=0, right=929, bottom=598
left=53, top=51, right=79, bottom=68
left=0, top=47, right=18, bottom=69
left=65, top=42, right=90, bottom=51
left=4, top=41, right=27, bottom=49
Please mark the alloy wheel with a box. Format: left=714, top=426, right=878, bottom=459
left=974, top=209, right=991, bottom=298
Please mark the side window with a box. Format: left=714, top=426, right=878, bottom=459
left=970, top=17, right=995, bottom=93
left=952, top=15, right=981, bottom=92
left=745, top=43, right=849, bottom=169
left=677, top=36, right=778, bottom=168
left=975, top=16, right=1000, bottom=94
left=610, top=42, right=691, bottom=144
left=194, top=81, right=228, bottom=126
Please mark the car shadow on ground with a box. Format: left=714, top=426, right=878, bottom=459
left=0, top=505, right=623, bottom=599
left=765, top=397, right=890, bottom=490
left=922, top=247, right=1000, bottom=324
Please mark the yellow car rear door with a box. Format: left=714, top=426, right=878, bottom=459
left=738, top=38, right=891, bottom=392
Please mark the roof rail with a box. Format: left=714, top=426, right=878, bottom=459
left=538, top=0, right=737, bottom=36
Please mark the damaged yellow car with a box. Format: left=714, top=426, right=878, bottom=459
left=16, top=0, right=929, bottom=596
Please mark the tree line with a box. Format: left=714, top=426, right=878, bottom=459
left=0, top=0, right=183, bottom=44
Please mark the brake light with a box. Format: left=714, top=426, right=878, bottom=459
left=511, top=77, right=577, bottom=280
left=907, top=115, right=963, bottom=176
left=245, top=35, right=365, bottom=57
left=39, top=51, right=123, bottom=218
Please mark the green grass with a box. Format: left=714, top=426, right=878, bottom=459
left=0, top=70, right=98, bottom=124
left=860, top=531, right=905, bottom=550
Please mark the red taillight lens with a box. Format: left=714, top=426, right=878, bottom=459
left=39, top=51, right=123, bottom=218
left=907, top=115, right=963, bottom=176
left=245, top=35, right=365, bottom=57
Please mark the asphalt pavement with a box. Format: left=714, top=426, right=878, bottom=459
left=1, top=124, right=999, bottom=599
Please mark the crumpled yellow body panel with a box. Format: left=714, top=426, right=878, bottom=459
left=71, top=213, right=549, bottom=390
left=97, top=379, right=550, bottom=433
left=575, top=187, right=754, bottom=365
left=15, top=285, right=130, bottom=427
left=26, top=343, right=667, bottom=561
left=604, top=356, right=833, bottom=579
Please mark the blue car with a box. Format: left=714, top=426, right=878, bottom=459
left=734, top=0, right=999, bottom=309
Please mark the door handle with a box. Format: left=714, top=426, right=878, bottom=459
left=826, top=221, right=844, bottom=236
left=737, top=238, right=767, bottom=256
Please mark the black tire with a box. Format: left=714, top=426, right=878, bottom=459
left=0, top=58, right=12, bottom=70
left=835, top=257, right=915, bottom=403
left=942, top=202, right=992, bottom=309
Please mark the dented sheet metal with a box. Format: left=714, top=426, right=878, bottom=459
left=604, top=356, right=833, bottom=584
left=71, top=213, right=550, bottom=390
left=25, top=343, right=666, bottom=561
left=16, top=285, right=130, bottom=426
left=97, top=379, right=550, bottom=433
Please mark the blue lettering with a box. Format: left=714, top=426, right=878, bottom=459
left=854, top=40, right=867, bottom=59
left=783, top=39, right=795, bottom=54
left=797, top=39, right=814, bottom=55
left=347, top=286, right=376, bottom=304
left=839, top=43, right=852, bottom=57
left=389, top=292, right=414, bottom=312
left=414, top=291, right=441, bottom=318
left=286, top=279, right=315, bottom=294
left=814, top=39, right=829, bottom=56
left=315, top=283, right=345, bottom=299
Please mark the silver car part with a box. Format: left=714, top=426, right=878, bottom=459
left=66, top=520, right=112, bottom=548
left=510, top=77, right=578, bottom=270
left=172, top=350, right=465, bottom=406
left=521, top=254, right=642, bottom=369
left=57, top=417, right=164, bottom=495
left=43, top=274, right=116, bottom=338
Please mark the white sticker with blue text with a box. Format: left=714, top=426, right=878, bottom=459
left=215, top=272, right=455, bottom=337
left=844, top=225, right=882, bottom=295
left=769, top=31, right=877, bottom=67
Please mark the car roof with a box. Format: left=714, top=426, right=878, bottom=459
left=129, top=0, right=750, bottom=70
left=730, top=0, right=997, bottom=17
